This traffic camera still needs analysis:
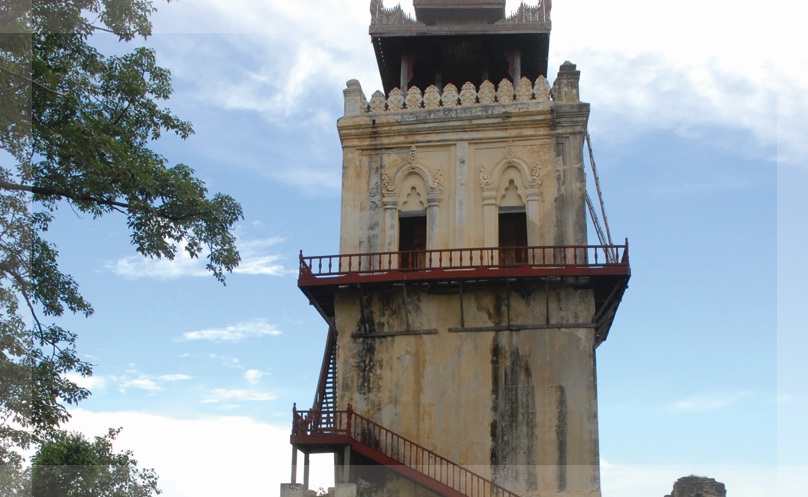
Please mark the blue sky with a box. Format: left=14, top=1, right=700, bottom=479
left=38, top=0, right=806, bottom=496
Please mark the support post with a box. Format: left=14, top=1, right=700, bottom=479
left=291, top=446, right=298, bottom=484
left=303, top=452, right=310, bottom=489
left=343, top=445, right=351, bottom=483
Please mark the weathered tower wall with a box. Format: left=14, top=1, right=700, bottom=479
left=333, top=65, right=601, bottom=497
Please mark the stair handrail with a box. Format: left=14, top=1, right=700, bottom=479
left=293, top=405, right=521, bottom=497
left=310, top=324, right=338, bottom=430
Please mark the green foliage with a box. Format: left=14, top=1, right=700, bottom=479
left=31, top=428, right=161, bottom=497
left=0, top=0, right=242, bottom=478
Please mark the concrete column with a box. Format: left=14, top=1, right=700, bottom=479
left=383, top=197, right=398, bottom=258
left=303, top=452, right=310, bottom=489
left=426, top=194, right=440, bottom=252
left=342, top=445, right=351, bottom=484
left=290, top=447, right=297, bottom=483
left=482, top=191, right=498, bottom=253
left=455, top=142, right=468, bottom=248
left=526, top=187, right=541, bottom=247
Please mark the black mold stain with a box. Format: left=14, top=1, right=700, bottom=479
left=355, top=337, right=376, bottom=397
left=490, top=334, right=538, bottom=490
left=358, top=292, right=377, bottom=335
left=556, top=385, right=567, bottom=491
left=355, top=291, right=378, bottom=397
left=486, top=291, right=505, bottom=325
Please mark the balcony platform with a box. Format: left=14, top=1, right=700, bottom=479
left=298, top=244, right=630, bottom=345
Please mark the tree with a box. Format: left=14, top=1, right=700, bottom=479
left=31, top=428, right=161, bottom=497
left=0, top=0, right=242, bottom=465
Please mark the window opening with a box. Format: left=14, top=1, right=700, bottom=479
left=498, top=209, right=527, bottom=265
left=399, top=212, right=427, bottom=269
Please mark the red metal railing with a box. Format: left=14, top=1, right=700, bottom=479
left=299, top=243, right=628, bottom=285
left=292, top=405, right=521, bottom=497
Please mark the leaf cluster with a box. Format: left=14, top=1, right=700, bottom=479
left=0, top=0, right=242, bottom=485
left=31, top=428, right=161, bottom=497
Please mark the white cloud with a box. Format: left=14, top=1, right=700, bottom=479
left=106, top=236, right=289, bottom=280
left=105, top=250, right=208, bottom=281
left=151, top=0, right=379, bottom=129
left=243, top=369, right=266, bottom=385
left=150, top=0, right=805, bottom=164
left=233, top=237, right=290, bottom=276
left=60, top=410, right=795, bottom=497
left=668, top=391, right=752, bottom=412
left=111, top=369, right=192, bottom=393
left=65, top=409, right=335, bottom=497
left=178, top=319, right=282, bottom=342
left=65, top=372, right=106, bottom=392
left=207, top=353, right=242, bottom=368
left=126, top=377, right=161, bottom=391
left=158, top=373, right=192, bottom=382
left=202, top=388, right=276, bottom=403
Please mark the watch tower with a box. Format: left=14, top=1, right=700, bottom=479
left=286, top=2, right=630, bottom=497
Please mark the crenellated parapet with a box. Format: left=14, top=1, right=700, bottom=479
left=369, top=0, right=423, bottom=28
left=344, top=75, right=566, bottom=116
left=370, top=0, right=550, bottom=28
left=498, top=0, right=551, bottom=24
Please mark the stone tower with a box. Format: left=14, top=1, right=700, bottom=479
left=287, top=2, right=630, bottom=497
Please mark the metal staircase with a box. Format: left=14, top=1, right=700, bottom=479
left=310, top=325, right=337, bottom=429
left=291, top=405, right=521, bottom=497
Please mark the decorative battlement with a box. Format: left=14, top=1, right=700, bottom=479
left=344, top=75, right=563, bottom=116
left=500, top=1, right=549, bottom=23
left=343, top=62, right=582, bottom=117
left=369, top=0, right=550, bottom=27
left=370, top=0, right=422, bottom=28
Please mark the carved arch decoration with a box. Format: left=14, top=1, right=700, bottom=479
left=479, top=141, right=543, bottom=197
left=382, top=145, right=444, bottom=204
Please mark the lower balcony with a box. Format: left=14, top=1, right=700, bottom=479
left=298, top=243, right=630, bottom=344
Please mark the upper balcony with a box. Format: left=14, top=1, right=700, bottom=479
left=298, top=243, right=630, bottom=344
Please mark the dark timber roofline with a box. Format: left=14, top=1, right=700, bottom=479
left=369, top=0, right=551, bottom=94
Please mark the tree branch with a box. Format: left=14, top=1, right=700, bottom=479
left=0, top=178, right=129, bottom=209
left=0, top=178, right=208, bottom=223
left=0, top=64, right=67, bottom=98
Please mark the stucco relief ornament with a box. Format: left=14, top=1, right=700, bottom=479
left=387, top=88, right=405, bottom=111
left=382, top=171, right=395, bottom=193
left=534, top=76, right=551, bottom=102
left=442, top=84, right=459, bottom=107
left=478, top=80, right=496, bottom=105
left=423, top=85, right=441, bottom=108
left=530, top=164, right=541, bottom=184
left=405, top=86, right=423, bottom=110
left=459, top=82, right=477, bottom=106
left=505, top=141, right=516, bottom=161
left=369, top=90, right=386, bottom=112
left=496, top=78, right=514, bottom=103
left=528, top=145, right=544, bottom=184
left=433, top=168, right=444, bottom=189
left=480, top=164, right=492, bottom=187
left=516, top=77, right=533, bottom=102
left=408, top=145, right=418, bottom=166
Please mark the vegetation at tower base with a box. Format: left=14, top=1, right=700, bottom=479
left=29, top=428, right=161, bottom=497
left=0, top=0, right=242, bottom=479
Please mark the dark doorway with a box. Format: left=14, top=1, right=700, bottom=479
left=498, top=210, right=527, bottom=265
left=399, top=213, right=427, bottom=269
